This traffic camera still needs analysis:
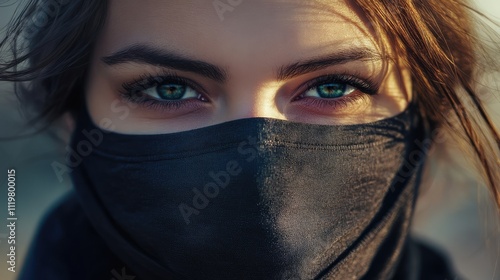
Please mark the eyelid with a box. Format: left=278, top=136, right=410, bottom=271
left=119, top=69, right=209, bottom=98
left=117, top=70, right=378, bottom=114
left=302, top=84, right=357, bottom=99
left=293, top=71, right=379, bottom=100
left=295, top=92, right=373, bottom=112
left=118, top=71, right=210, bottom=113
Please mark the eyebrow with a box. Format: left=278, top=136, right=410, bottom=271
left=275, top=48, right=380, bottom=81
left=101, top=44, right=380, bottom=83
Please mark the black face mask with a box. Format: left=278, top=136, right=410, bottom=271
left=69, top=102, right=429, bottom=280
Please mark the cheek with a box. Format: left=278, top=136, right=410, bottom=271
left=374, top=63, right=412, bottom=115
left=401, top=66, right=413, bottom=102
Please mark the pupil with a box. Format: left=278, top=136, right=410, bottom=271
left=317, top=83, right=346, bottom=98
left=157, top=84, right=186, bottom=100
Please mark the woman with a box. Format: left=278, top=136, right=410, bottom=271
left=1, top=0, right=499, bottom=279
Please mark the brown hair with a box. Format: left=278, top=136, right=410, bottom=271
left=1, top=0, right=499, bottom=208
left=350, top=0, right=500, bottom=209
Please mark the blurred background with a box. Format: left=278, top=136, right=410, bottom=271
left=0, top=0, right=499, bottom=279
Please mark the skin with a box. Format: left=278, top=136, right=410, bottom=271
left=85, top=0, right=412, bottom=134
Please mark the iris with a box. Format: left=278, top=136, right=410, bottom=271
left=316, top=83, right=347, bottom=98
left=157, top=84, right=186, bottom=100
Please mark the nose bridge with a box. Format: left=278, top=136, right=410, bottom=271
left=225, top=82, right=287, bottom=120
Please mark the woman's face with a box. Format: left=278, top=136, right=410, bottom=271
left=85, top=0, right=411, bottom=134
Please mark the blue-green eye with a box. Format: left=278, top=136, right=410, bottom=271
left=303, top=82, right=356, bottom=99
left=143, top=83, right=199, bottom=101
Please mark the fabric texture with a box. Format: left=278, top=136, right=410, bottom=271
left=18, top=102, right=462, bottom=279
left=18, top=190, right=461, bottom=280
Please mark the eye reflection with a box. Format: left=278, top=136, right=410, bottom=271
left=143, top=83, right=198, bottom=101
left=304, top=83, right=356, bottom=99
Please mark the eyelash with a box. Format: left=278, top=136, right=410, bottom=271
left=119, top=70, right=379, bottom=112
left=119, top=71, right=206, bottom=111
left=292, top=73, right=377, bottom=110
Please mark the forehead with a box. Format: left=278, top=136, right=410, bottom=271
left=99, top=0, right=378, bottom=72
